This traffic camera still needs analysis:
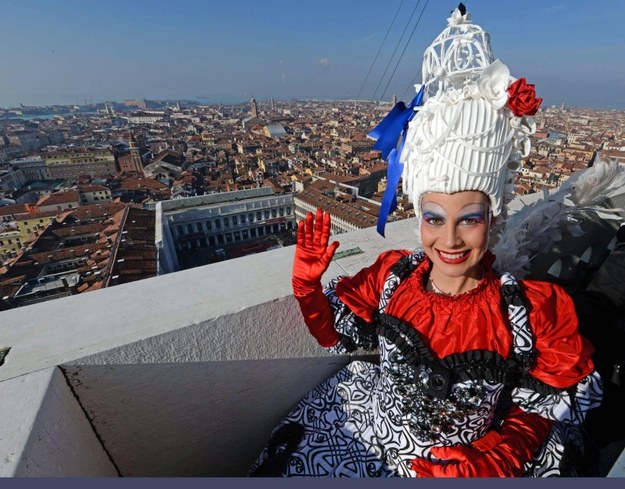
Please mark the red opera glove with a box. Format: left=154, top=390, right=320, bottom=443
left=292, top=208, right=340, bottom=347
left=411, top=405, right=552, bottom=477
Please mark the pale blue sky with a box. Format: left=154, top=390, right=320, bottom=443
left=1, top=0, right=624, bottom=108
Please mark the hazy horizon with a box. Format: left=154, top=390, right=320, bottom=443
left=1, top=0, right=624, bottom=110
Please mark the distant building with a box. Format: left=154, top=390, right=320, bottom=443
left=0, top=204, right=31, bottom=223
left=263, top=124, right=287, bottom=139
left=42, top=148, right=116, bottom=180
left=9, top=156, right=51, bottom=181
left=242, top=116, right=264, bottom=130
left=43, top=148, right=114, bottom=167
left=7, top=131, right=42, bottom=152
left=78, top=184, right=112, bottom=206
left=0, top=227, right=23, bottom=261
left=236, top=141, right=261, bottom=155
left=118, top=177, right=171, bottom=203
left=315, top=166, right=387, bottom=198
left=250, top=98, right=259, bottom=118
left=124, top=99, right=148, bottom=110
left=9, top=180, right=67, bottom=205
left=36, top=190, right=80, bottom=213
left=294, top=184, right=378, bottom=234
left=149, top=149, right=184, bottom=167
left=0, top=167, right=27, bottom=191
left=117, top=133, right=144, bottom=174
left=13, top=209, right=58, bottom=248
left=153, top=187, right=296, bottom=273
left=142, top=161, right=182, bottom=186
left=0, top=202, right=157, bottom=308
left=0, top=208, right=57, bottom=262
left=0, top=145, right=24, bottom=163
left=123, top=113, right=163, bottom=124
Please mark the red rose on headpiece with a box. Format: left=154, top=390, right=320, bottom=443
left=506, top=78, right=542, bottom=116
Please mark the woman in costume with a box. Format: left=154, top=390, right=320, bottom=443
left=252, top=5, right=604, bottom=477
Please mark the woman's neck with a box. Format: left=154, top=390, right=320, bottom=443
left=427, top=266, right=484, bottom=296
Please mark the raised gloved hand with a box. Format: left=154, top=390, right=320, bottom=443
left=293, top=208, right=340, bottom=289
left=410, top=405, right=552, bottom=477
left=292, top=208, right=340, bottom=347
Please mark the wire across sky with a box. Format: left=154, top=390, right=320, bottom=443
left=0, top=0, right=623, bottom=108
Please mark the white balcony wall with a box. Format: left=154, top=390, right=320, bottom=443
left=0, top=367, right=117, bottom=476
left=0, top=218, right=419, bottom=476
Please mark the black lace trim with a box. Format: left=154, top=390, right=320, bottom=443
left=350, top=316, right=379, bottom=352
left=390, top=255, right=419, bottom=280
left=377, top=313, right=436, bottom=363
left=377, top=313, right=567, bottom=395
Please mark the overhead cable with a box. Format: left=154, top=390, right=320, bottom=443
left=380, top=0, right=430, bottom=102
left=370, top=0, right=422, bottom=101
left=355, top=0, right=405, bottom=100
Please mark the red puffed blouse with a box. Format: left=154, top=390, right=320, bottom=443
left=333, top=249, right=595, bottom=389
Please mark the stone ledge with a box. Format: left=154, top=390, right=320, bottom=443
left=0, top=367, right=117, bottom=477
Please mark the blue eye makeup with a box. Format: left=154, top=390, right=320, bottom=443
left=421, top=201, right=489, bottom=228
left=459, top=211, right=486, bottom=224
left=422, top=211, right=445, bottom=226
left=457, top=204, right=489, bottom=226
left=422, top=211, right=443, bottom=220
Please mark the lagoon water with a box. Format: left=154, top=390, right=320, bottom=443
left=1, top=111, right=99, bottom=121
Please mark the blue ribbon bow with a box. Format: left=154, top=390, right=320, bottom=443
left=368, top=85, right=424, bottom=237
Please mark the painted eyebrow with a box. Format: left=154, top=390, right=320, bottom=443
left=458, top=211, right=487, bottom=220
left=421, top=202, right=446, bottom=215
left=422, top=210, right=445, bottom=219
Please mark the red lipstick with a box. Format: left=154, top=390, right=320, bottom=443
left=436, top=249, right=471, bottom=264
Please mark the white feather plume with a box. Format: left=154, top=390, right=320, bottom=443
left=492, top=159, right=625, bottom=277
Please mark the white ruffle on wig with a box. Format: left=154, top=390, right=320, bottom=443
left=400, top=7, right=536, bottom=218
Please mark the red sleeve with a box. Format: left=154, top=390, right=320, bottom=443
left=521, top=280, right=595, bottom=389
left=334, top=249, right=411, bottom=323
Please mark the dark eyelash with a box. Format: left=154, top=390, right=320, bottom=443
left=460, top=213, right=485, bottom=221
left=424, top=216, right=444, bottom=225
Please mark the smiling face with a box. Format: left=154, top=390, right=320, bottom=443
left=420, top=191, right=492, bottom=281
